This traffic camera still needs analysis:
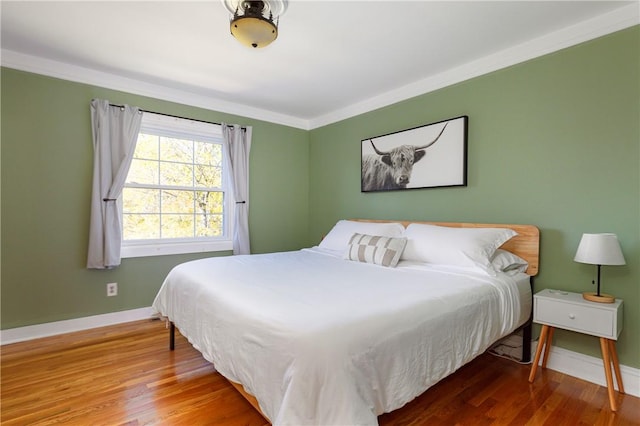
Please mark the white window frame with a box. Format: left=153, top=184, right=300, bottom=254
left=121, top=112, right=234, bottom=258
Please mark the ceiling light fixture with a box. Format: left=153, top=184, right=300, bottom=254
left=222, top=0, right=289, bottom=49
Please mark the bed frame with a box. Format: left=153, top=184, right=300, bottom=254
left=355, top=220, right=540, bottom=364
left=167, top=220, right=540, bottom=422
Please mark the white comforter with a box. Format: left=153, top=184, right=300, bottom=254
left=152, top=248, right=530, bottom=425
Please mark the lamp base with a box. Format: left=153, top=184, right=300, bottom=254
left=582, top=292, right=615, bottom=303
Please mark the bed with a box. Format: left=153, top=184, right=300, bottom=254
left=152, top=220, right=539, bottom=425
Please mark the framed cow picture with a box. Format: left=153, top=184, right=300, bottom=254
left=361, top=115, right=468, bottom=192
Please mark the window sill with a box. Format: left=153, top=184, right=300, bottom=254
left=122, top=240, right=233, bottom=258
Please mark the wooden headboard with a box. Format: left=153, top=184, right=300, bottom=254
left=354, top=219, right=540, bottom=276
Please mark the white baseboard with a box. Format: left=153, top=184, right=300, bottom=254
left=2, top=311, right=638, bottom=398
left=0, top=307, right=156, bottom=345
left=532, top=341, right=640, bottom=398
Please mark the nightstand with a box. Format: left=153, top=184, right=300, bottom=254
left=528, top=289, right=624, bottom=411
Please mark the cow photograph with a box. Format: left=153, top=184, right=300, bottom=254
left=361, top=116, right=468, bottom=192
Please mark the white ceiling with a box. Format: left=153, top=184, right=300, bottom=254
left=1, top=1, right=638, bottom=129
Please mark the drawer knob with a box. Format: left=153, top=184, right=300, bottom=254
left=569, top=314, right=576, bottom=319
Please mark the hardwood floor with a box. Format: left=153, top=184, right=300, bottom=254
left=2, top=319, right=638, bottom=425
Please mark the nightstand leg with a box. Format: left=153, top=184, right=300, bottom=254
left=599, top=338, right=617, bottom=412
left=607, top=339, right=625, bottom=394
left=541, top=327, right=554, bottom=368
left=529, top=324, right=550, bottom=383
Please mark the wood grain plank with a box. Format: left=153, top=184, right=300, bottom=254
left=2, top=320, right=639, bottom=425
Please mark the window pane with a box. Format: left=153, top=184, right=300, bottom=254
left=127, top=159, right=159, bottom=185
left=123, top=188, right=160, bottom=213
left=196, top=214, right=223, bottom=237
left=135, top=134, right=159, bottom=160
left=195, top=142, right=222, bottom=167
left=194, top=165, right=222, bottom=188
left=162, top=214, right=194, bottom=238
left=123, top=214, right=160, bottom=239
left=195, top=191, right=224, bottom=215
left=160, top=162, right=193, bottom=187
left=123, top=115, right=229, bottom=248
left=162, top=190, right=194, bottom=214
left=160, top=137, right=193, bottom=163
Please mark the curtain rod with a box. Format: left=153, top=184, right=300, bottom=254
left=106, top=102, right=246, bottom=131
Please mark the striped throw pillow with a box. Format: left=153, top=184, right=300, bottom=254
left=345, top=233, right=407, bottom=267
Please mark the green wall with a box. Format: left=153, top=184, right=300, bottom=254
left=1, top=26, right=638, bottom=369
left=309, top=27, right=639, bottom=368
left=1, top=69, right=309, bottom=328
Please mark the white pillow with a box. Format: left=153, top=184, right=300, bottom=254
left=401, top=223, right=517, bottom=271
left=344, top=233, right=408, bottom=267
left=491, top=249, right=529, bottom=273
left=319, top=220, right=405, bottom=253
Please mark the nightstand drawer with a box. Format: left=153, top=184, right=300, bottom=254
left=533, top=289, right=622, bottom=339
left=535, top=299, right=614, bottom=337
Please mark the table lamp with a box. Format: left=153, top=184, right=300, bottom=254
left=574, top=233, right=625, bottom=303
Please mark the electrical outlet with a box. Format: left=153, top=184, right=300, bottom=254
left=107, top=282, right=118, bottom=297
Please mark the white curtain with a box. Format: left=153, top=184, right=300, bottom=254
left=222, top=123, right=252, bottom=255
left=87, top=99, right=142, bottom=269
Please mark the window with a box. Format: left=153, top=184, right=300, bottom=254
left=121, top=113, right=233, bottom=258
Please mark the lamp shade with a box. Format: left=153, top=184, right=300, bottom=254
left=574, top=233, right=626, bottom=266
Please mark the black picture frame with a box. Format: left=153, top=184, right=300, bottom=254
left=361, top=115, right=468, bottom=192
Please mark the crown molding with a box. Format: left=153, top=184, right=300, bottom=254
left=308, top=3, right=639, bottom=129
left=0, top=49, right=310, bottom=130
left=1, top=4, right=637, bottom=131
